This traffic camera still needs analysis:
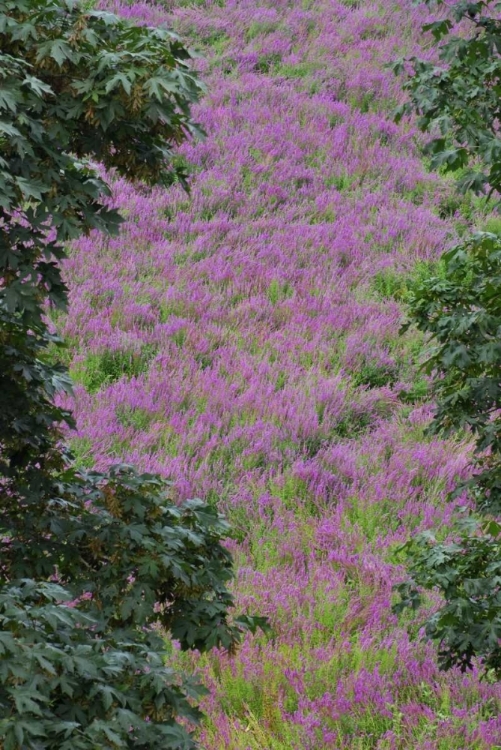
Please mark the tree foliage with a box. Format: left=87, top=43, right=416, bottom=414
left=403, top=232, right=501, bottom=515
left=395, top=232, right=501, bottom=677
left=393, top=0, right=501, bottom=679
left=392, top=0, right=501, bottom=199
left=0, top=2, right=266, bottom=747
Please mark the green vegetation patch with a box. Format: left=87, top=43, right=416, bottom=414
left=71, top=345, right=157, bottom=393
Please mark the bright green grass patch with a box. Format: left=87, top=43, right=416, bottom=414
left=307, top=586, right=353, bottom=646
left=202, top=710, right=306, bottom=750
left=275, top=61, right=323, bottom=79
left=267, top=279, right=293, bottom=305
left=245, top=525, right=283, bottom=570
left=216, top=656, right=299, bottom=723
left=198, top=614, right=487, bottom=747
left=274, top=370, right=287, bottom=391
left=324, top=171, right=357, bottom=191
left=245, top=20, right=279, bottom=41
left=69, top=436, right=94, bottom=469
left=193, top=29, right=230, bottom=51
left=342, top=494, right=404, bottom=543
left=370, top=258, right=446, bottom=303
left=170, top=327, right=187, bottom=348
left=277, top=475, right=332, bottom=526
left=396, top=179, right=429, bottom=206
left=231, top=516, right=311, bottom=572
left=268, top=473, right=312, bottom=509
left=115, top=404, right=152, bottom=431
left=342, top=480, right=445, bottom=550
left=147, top=425, right=180, bottom=457
left=255, top=52, right=283, bottom=74
left=210, top=32, right=230, bottom=54
left=174, top=0, right=225, bottom=6
left=109, top=434, right=131, bottom=458
left=481, top=214, right=501, bottom=235
left=348, top=90, right=376, bottom=113
left=71, top=345, right=156, bottom=393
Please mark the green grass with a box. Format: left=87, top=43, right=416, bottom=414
left=275, top=61, right=323, bottom=79
left=245, top=21, right=279, bottom=41
left=267, top=279, right=293, bottom=305
left=115, top=405, right=152, bottom=431
left=71, top=345, right=156, bottom=393
left=268, top=474, right=310, bottom=508
left=324, top=171, right=357, bottom=191
left=348, top=90, right=376, bottom=113
left=370, top=258, right=446, bottom=303
left=69, top=436, right=94, bottom=469
left=202, top=709, right=306, bottom=750
left=174, top=0, right=225, bottom=6
left=255, top=52, right=282, bottom=74
left=352, top=362, right=399, bottom=389
left=207, top=32, right=230, bottom=54
left=481, top=215, right=501, bottom=235
left=146, top=425, right=180, bottom=457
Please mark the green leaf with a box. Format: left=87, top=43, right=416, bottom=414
left=0, top=4, right=259, bottom=746
left=104, top=72, right=132, bottom=95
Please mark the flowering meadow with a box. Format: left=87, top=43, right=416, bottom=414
left=55, top=0, right=501, bottom=746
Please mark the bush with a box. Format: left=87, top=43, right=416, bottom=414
left=0, top=1, right=266, bottom=745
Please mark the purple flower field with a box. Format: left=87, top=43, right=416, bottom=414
left=56, top=0, right=501, bottom=746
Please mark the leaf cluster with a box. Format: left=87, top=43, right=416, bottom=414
left=0, top=0, right=205, bottom=477
left=395, top=518, right=501, bottom=676
left=392, top=0, right=501, bottom=679
left=392, top=0, right=501, bottom=199
left=403, top=232, right=501, bottom=513
left=0, top=2, right=267, bottom=747
left=395, top=232, right=501, bottom=676
left=0, top=465, right=267, bottom=749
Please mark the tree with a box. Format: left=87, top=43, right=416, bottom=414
left=392, top=0, right=501, bottom=678
left=392, top=0, right=501, bottom=200
left=0, top=2, right=265, bottom=747
left=395, top=232, right=501, bottom=676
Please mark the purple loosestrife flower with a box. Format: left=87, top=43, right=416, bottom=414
left=50, top=0, right=501, bottom=746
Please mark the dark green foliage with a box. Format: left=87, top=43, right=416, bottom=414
left=255, top=52, right=281, bottom=74
left=0, top=1, right=267, bottom=747
left=0, top=0, right=205, bottom=474
left=395, top=518, right=501, bottom=677
left=371, top=260, right=445, bottom=303
left=352, top=362, right=398, bottom=389
left=0, top=473, right=259, bottom=749
left=392, top=0, right=501, bottom=679
left=403, top=233, right=501, bottom=515
left=392, top=0, right=501, bottom=201
left=395, top=233, right=501, bottom=676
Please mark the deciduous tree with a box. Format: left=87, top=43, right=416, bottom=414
left=393, top=0, right=501, bottom=678
left=0, top=2, right=265, bottom=747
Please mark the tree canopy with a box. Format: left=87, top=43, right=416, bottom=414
left=0, top=2, right=265, bottom=747
left=393, top=0, right=501, bottom=678
left=393, top=0, right=501, bottom=200
left=395, top=232, right=501, bottom=676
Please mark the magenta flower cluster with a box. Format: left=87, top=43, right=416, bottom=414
left=56, top=0, right=501, bottom=746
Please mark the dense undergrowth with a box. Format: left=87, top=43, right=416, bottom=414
left=55, top=0, right=501, bottom=746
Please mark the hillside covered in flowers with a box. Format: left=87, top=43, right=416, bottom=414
left=57, top=0, right=501, bottom=746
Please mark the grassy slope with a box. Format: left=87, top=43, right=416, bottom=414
left=58, top=0, right=501, bottom=747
